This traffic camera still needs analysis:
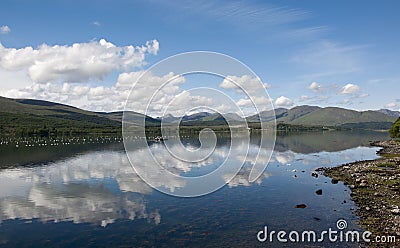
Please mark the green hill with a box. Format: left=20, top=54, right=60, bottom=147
left=247, top=108, right=288, bottom=122
left=0, top=96, right=158, bottom=136
left=0, top=96, right=397, bottom=136
left=247, top=105, right=396, bottom=130
left=277, top=105, right=321, bottom=122
left=290, top=107, right=395, bottom=127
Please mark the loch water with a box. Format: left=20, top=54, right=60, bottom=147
left=0, top=131, right=389, bottom=247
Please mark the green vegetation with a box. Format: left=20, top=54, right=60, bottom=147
left=0, top=96, right=164, bottom=137
left=389, top=117, right=400, bottom=138
left=0, top=111, right=121, bottom=137
left=0, top=96, right=398, bottom=137
left=0, top=96, right=123, bottom=137
left=339, top=121, right=394, bottom=130
left=376, top=162, right=396, bottom=168
left=247, top=105, right=396, bottom=130
left=276, top=123, right=328, bottom=132
left=289, top=107, right=396, bottom=126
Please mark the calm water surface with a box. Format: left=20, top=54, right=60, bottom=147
left=0, top=131, right=389, bottom=247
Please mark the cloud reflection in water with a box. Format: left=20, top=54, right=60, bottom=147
left=0, top=137, right=272, bottom=226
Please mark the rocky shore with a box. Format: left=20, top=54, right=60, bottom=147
left=319, top=140, right=400, bottom=247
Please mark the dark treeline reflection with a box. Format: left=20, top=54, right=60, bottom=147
left=0, top=140, right=124, bottom=169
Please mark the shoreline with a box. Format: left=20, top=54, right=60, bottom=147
left=319, top=140, right=400, bottom=247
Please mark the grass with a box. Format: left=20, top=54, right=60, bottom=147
left=386, top=179, right=400, bottom=187
left=381, top=153, right=400, bottom=158
left=376, top=162, right=397, bottom=168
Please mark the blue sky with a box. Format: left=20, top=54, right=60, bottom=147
left=0, top=0, right=399, bottom=114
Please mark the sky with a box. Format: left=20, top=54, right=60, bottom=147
left=0, top=0, right=399, bottom=116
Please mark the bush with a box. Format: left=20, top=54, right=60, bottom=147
left=390, top=117, right=400, bottom=138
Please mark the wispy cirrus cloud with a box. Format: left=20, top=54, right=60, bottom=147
left=281, top=26, right=329, bottom=39
left=291, top=40, right=367, bottom=79
left=171, top=0, right=308, bottom=26
left=153, top=0, right=326, bottom=38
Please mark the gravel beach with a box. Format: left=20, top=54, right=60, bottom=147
left=320, top=140, right=400, bottom=247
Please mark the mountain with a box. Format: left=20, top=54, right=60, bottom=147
left=0, top=96, right=120, bottom=126
left=247, top=106, right=321, bottom=123
left=107, top=111, right=160, bottom=127
left=0, top=96, right=397, bottom=135
left=199, top=113, right=244, bottom=122
left=246, top=108, right=287, bottom=122
left=156, top=114, right=180, bottom=123
left=177, top=112, right=245, bottom=126
left=164, top=105, right=396, bottom=129
left=290, top=107, right=395, bottom=126
left=0, top=96, right=159, bottom=135
left=246, top=105, right=396, bottom=129
left=157, top=112, right=245, bottom=125
left=181, top=112, right=213, bottom=121
left=218, top=113, right=244, bottom=122
left=377, top=109, right=400, bottom=118
left=277, top=105, right=321, bottom=122
left=155, top=112, right=215, bottom=124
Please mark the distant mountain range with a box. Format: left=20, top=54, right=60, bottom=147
left=156, top=112, right=245, bottom=126
left=248, top=105, right=398, bottom=128
left=0, top=96, right=398, bottom=136
left=159, top=105, right=398, bottom=129
left=376, top=109, right=400, bottom=118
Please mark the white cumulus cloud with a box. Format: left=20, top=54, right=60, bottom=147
left=275, top=96, right=294, bottom=108
left=1, top=70, right=186, bottom=113
left=308, top=82, right=322, bottom=92
left=0, top=39, right=159, bottom=83
left=340, top=83, right=361, bottom=94
left=220, top=75, right=270, bottom=94
left=236, top=96, right=273, bottom=107
left=385, top=102, right=397, bottom=109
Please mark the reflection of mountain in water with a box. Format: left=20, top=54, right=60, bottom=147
left=274, top=130, right=389, bottom=154
left=0, top=141, right=124, bottom=169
